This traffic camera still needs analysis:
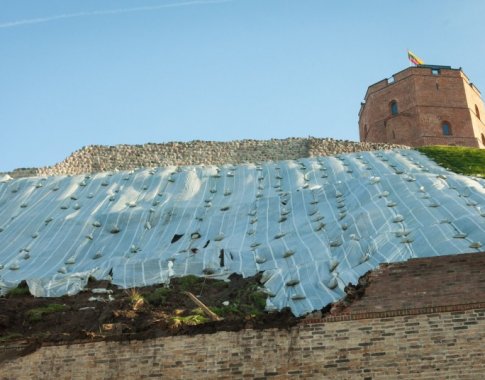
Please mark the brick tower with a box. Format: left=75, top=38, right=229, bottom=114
left=359, top=65, right=485, bottom=148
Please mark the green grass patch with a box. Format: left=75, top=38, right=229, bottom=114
left=210, top=303, right=240, bottom=316
left=417, top=146, right=485, bottom=177
left=144, top=287, right=172, bottom=306
left=176, top=275, right=205, bottom=292
left=26, top=304, right=67, bottom=322
left=211, top=284, right=268, bottom=318
left=7, top=285, right=31, bottom=297
left=249, top=289, right=268, bottom=311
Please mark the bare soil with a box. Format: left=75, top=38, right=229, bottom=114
left=0, top=274, right=299, bottom=348
left=0, top=270, right=372, bottom=365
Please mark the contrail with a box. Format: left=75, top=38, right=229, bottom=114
left=0, top=0, right=232, bottom=29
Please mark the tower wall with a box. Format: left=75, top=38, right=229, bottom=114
left=359, top=65, right=485, bottom=148
left=463, top=78, right=485, bottom=148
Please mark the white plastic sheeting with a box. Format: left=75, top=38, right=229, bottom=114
left=0, top=149, right=484, bottom=316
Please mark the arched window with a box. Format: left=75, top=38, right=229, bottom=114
left=475, top=105, right=481, bottom=120
left=481, top=133, right=485, bottom=146
left=442, top=122, right=452, bottom=136
left=390, top=100, right=398, bottom=116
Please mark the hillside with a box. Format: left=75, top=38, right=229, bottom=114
left=1, top=148, right=485, bottom=318
left=418, top=145, right=485, bottom=177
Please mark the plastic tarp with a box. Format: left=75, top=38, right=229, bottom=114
left=0, top=149, right=484, bottom=316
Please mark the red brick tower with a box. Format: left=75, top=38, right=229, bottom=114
left=359, top=65, right=485, bottom=148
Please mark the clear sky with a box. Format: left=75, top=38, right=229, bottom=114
left=1, top=0, right=485, bottom=172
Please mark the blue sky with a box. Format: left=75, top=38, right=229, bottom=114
left=1, top=0, right=485, bottom=172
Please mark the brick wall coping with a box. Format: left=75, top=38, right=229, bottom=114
left=304, top=302, right=485, bottom=324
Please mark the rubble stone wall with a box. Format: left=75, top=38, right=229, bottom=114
left=7, top=138, right=407, bottom=178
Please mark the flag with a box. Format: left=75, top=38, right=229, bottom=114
left=408, top=50, right=424, bottom=65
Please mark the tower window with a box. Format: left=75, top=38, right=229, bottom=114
left=432, top=69, right=440, bottom=76
left=390, top=100, right=398, bottom=116
left=442, top=122, right=452, bottom=136
left=475, top=105, right=481, bottom=120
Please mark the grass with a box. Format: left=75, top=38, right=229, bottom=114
left=7, top=285, right=31, bottom=297
left=248, top=285, right=268, bottom=310
left=26, top=304, right=67, bottom=322
left=169, top=314, right=209, bottom=329
left=144, top=287, right=172, bottom=306
left=177, top=275, right=204, bottom=292
left=210, top=303, right=240, bottom=317
left=417, top=146, right=485, bottom=177
left=211, top=284, right=267, bottom=318
left=128, top=289, right=145, bottom=311
left=169, top=308, right=210, bottom=329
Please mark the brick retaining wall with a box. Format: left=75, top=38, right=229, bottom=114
left=1, top=306, right=485, bottom=379
left=2, top=252, right=485, bottom=379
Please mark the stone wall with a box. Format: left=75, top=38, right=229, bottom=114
left=2, top=306, right=485, bottom=379
left=6, top=138, right=407, bottom=178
